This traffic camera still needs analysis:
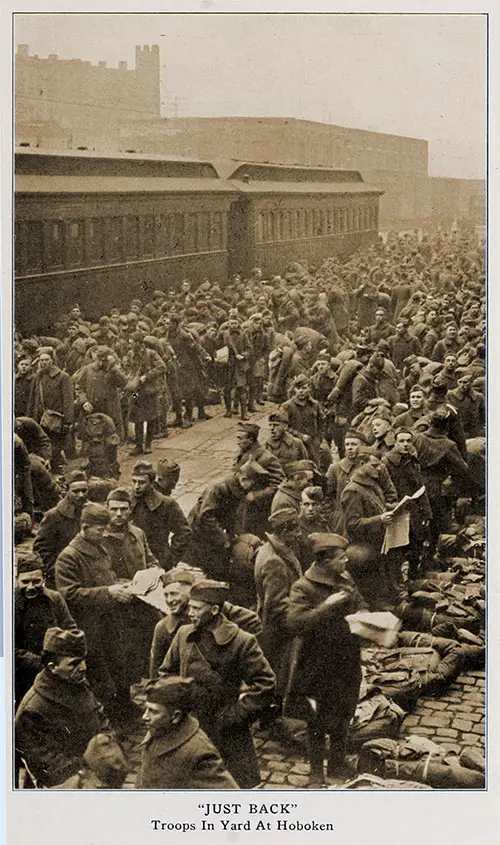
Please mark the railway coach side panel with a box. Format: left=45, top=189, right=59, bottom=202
left=248, top=193, right=379, bottom=276
left=15, top=191, right=232, bottom=333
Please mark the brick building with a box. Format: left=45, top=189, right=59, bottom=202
left=15, top=43, right=160, bottom=150
left=118, top=116, right=430, bottom=230
left=429, top=177, right=485, bottom=229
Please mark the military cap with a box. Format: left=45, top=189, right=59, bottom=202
left=130, top=299, right=142, bottom=308
left=371, top=407, right=392, bottom=423
left=309, top=533, right=349, bottom=555
left=37, top=346, right=55, bottom=358
left=106, top=487, right=131, bottom=504
left=157, top=459, right=181, bottom=480
left=345, top=429, right=368, bottom=444
left=153, top=290, right=165, bottom=299
left=65, top=470, right=88, bottom=486
left=237, top=421, right=260, bottom=438
left=43, top=627, right=87, bottom=657
left=162, top=568, right=198, bottom=586
left=130, top=330, right=146, bottom=343
left=145, top=676, right=195, bottom=710
left=81, top=502, right=111, bottom=526
left=292, top=373, right=310, bottom=386
left=284, top=459, right=315, bottom=475
left=315, top=351, right=331, bottom=363
left=302, top=485, right=324, bottom=503
left=236, top=460, right=270, bottom=480
left=83, top=734, right=129, bottom=778
left=268, top=507, right=299, bottom=528
left=16, top=551, right=44, bottom=575
left=268, top=410, right=289, bottom=424
left=431, top=374, right=448, bottom=391
left=190, top=580, right=230, bottom=606
left=132, top=460, right=155, bottom=478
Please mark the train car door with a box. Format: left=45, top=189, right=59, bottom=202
left=227, top=199, right=254, bottom=278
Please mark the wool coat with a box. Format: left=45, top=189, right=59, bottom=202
left=136, top=715, right=238, bottom=789
left=254, top=533, right=302, bottom=696
left=159, top=616, right=275, bottom=787
left=15, top=668, right=108, bottom=787
left=130, top=488, right=192, bottom=571
left=33, top=496, right=83, bottom=588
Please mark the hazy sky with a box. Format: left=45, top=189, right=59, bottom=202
left=14, top=12, right=486, bottom=178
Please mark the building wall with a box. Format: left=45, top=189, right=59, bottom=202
left=429, top=177, right=485, bottom=227
left=118, top=116, right=430, bottom=229
left=15, top=44, right=160, bottom=150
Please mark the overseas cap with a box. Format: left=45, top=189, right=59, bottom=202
left=43, top=627, right=87, bottom=657
left=81, top=502, right=110, bottom=526
left=157, top=459, right=181, bottom=479
left=237, top=422, right=260, bottom=438
left=145, top=676, right=195, bottom=710
left=237, top=460, right=270, bottom=480
left=268, top=507, right=299, bottom=528
left=190, top=580, right=229, bottom=606
left=162, top=568, right=198, bottom=587
left=285, top=459, right=315, bottom=475
left=65, top=471, right=87, bottom=488
left=345, top=429, right=368, bottom=443
left=16, top=551, right=44, bottom=575
left=309, top=533, right=349, bottom=555
left=83, top=734, right=129, bottom=777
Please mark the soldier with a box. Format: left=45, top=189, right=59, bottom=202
left=265, top=410, right=309, bottom=471
left=159, top=580, right=276, bottom=788
left=15, top=628, right=110, bottom=788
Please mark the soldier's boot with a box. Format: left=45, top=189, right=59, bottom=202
left=307, top=726, right=326, bottom=787
left=240, top=393, right=249, bottom=421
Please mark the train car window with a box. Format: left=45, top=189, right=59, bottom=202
left=261, top=212, right=270, bottom=243
left=171, top=214, right=185, bottom=255
left=67, top=220, right=85, bottom=267
left=143, top=215, right=155, bottom=256
left=156, top=215, right=170, bottom=256
left=44, top=220, right=64, bottom=269
left=107, top=216, right=124, bottom=263
left=124, top=216, right=140, bottom=259
left=256, top=213, right=264, bottom=245
left=87, top=218, right=106, bottom=264
left=15, top=220, right=26, bottom=275
left=271, top=210, right=279, bottom=242
left=197, top=212, right=211, bottom=252
left=282, top=210, right=291, bottom=241
left=21, top=220, right=44, bottom=274
left=289, top=210, right=297, bottom=240
left=210, top=213, right=224, bottom=250
left=184, top=214, right=198, bottom=253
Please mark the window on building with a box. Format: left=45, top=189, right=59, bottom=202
left=171, top=214, right=185, bottom=254
left=66, top=219, right=85, bottom=267
left=143, top=215, right=155, bottom=256
left=107, top=216, right=123, bottom=262
left=184, top=214, right=198, bottom=253
left=155, top=215, right=171, bottom=256
left=44, top=220, right=64, bottom=268
left=197, top=212, right=211, bottom=252
left=123, top=216, right=140, bottom=259
left=87, top=218, right=105, bottom=264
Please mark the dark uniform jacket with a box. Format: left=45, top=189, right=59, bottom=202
left=131, top=488, right=192, bottom=571
left=149, top=603, right=262, bottom=678
left=15, top=668, right=108, bottom=787
left=15, top=588, right=76, bottom=703
left=254, top=533, right=302, bottom=695
left=285, top=564, right=364, bottom=723
left=159, top=615, right=275, bottom=787
left=234, top=443, right=285, bottom=538
left=136, top=715, right=238, bottom=789
left=382, top=449, right=432, bottom=539
left=33, top=496, right=83, bottom=588
left=265, top=431, right=308, bottom=470
left=28, top=365, right=75, bottom=427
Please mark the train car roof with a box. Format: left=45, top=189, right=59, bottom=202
left=15, top=148, right=220, bottom=179
left=220, top=160, right=366, bottom=183
left=15, top=175, right=237, bottom=195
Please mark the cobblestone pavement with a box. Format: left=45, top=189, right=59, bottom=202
left=110, top=402, right=485, bottom=790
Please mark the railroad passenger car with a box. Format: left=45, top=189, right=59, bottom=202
left=15, top=149, right=237, bottom=333
left=225, top=162, right=382, bottom=276
left=15, top=149, right=383, bottom=333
